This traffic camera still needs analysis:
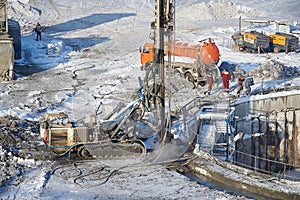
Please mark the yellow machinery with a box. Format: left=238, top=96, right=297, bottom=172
left=269, top=32, right=299, bottom=53
left=232, top=31, right=270, bottom=53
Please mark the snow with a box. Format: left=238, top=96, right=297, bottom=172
left=1, top=0, right=300, bottom=199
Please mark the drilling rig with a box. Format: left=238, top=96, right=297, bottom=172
left=144, top=0, right=175, bottom=141
left=40, top=0, right=180, bottom=159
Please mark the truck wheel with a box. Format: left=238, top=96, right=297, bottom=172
left=185, top=72, right=195, bottom=88
left=174, top=69, right=182, bottom=78
left=77, top=145, right=90, bottom=158
left=273, top=47, right=280, bottom=53
left=185, top=72, right=194, bottom=82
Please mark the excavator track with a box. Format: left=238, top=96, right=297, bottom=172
left=51, top=140, right=147, bottom=159
left=85, top=140, right=146, bottom=159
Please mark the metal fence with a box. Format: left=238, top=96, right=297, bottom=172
left=175, top=91, right=300, bottom=181
left=232, top=149, right=300, bottom=181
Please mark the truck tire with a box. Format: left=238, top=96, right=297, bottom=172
left=273, top=46, right=280, bottom=53
left=77, top=145, right=90, bottom=158
left=174, top=69, right=182, bottom=78
left=185, top=72, right=195, bottom=88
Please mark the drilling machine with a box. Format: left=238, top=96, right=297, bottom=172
left=40, top=0, right=177, bottom=158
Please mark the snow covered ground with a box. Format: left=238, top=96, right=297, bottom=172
left=1, top=0, right=300, bottom=199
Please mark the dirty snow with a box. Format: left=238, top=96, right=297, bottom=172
left=0, top=0, right=300, bottom=199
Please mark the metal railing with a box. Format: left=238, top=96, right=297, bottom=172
left=176, top=95, right=300, bottom=182
left=232, top=149, right=300, bottom=181
left=199, top=144, right=300, bottom=181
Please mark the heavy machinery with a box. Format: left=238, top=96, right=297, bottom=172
left=40, top=0, right=197, bottom=160
left=0, top=0, right=14, bottom=81
left=0, top=0, right=22, bottom=81
left=269, top=32, right=299, bottom=53
left=232, top=31, right=270, bottom=53
left=40, top=88, right=149, bottom=158
left=140, top=38, right=220, bottom=87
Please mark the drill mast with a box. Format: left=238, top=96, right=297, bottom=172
left=152, top=0, right=175, bottom=140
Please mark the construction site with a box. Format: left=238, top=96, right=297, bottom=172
left=1, top=0, right=300, bottom=199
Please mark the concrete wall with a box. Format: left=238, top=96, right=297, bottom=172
left=234, top=92, right=300, bottom=117
left=233, top=91, right=300, bottom=171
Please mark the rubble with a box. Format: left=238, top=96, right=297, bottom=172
left=247, top=59, right=299, bottom=80
left=0, top=116, right=51, bottom=186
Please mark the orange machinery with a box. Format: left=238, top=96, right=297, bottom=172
left=140, top=38, right=220, bottom=86
left=140, top=38, right=220, bottom=67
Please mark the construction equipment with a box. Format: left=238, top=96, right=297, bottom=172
left=40, top=88, right=148, bottom=158
left=0, top=0, right=21, bottom=81
left=232, top=31, right=270, bottom=53
left=0, top=0, right=14, bottom=81
left=40, top=0, right=197, bottom=160
left=140, top=38, right=220, bottom=87
left=39, top=0, right=176, bottom=159
left=269, top=32, right=299, bottom=53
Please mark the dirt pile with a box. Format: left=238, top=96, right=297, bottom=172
left=247, top=59, right=299, bottom=80
left=0, top=116, right=50, bottom=186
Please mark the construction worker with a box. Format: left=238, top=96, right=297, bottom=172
left=236, top=74, right=245, bottom=97
left=221, top=69, right=231, bottom=93
left=204, top=71, right=214, bottom=95
left=35, top=22, right=42, bottom=41
left=245, top=77, right=254, bottom=96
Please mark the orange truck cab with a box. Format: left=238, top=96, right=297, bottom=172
left=140, top=39, right=220, bottom=68
left=139, top=39, right=220, bottom=87
left=140, top=43, right=154, bottom=68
